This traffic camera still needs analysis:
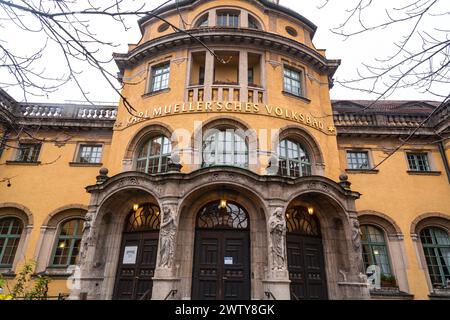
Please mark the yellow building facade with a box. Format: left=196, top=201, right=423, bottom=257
left=0, top=0, right=449, bottom=300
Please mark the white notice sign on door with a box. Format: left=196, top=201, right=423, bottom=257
left=224, top=257, right=233, bottom=265
left=123, top=246, right=138, bottom=264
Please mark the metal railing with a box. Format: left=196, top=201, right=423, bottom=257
left=264, top=291, right=277, bottom=300
left=164, top=289, right=178, bottom=300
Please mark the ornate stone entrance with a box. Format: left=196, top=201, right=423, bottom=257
left=192, top=201, right=251, bottom=300
left=72, top=167, right=370, bottom=300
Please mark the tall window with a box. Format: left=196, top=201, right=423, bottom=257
left=0, top=217, right=23, bottom=267
left=149, top=63, right=170, bottom=93
left=407, top=153, right=431, bottom=172
left=420, top=227, right=450, bottom=288
left=51, top=219, right=83, bottom=267
left=283, top=67, right=303, bottom=97
left=217, top=11, right=239, bottom=27
left=361, top=225, right=393, bottom=277
left=16, top=143, right=41, bottom=162
left=203, top=130, right=248, bottom=168
left=136, top=135, right=172, bottom=174
left=347, top=151, right=370, bottom=170
left=278, top=139, right=311, bottom=177
left=77, top=144, right=102, bottom=164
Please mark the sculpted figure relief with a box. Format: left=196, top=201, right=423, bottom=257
left=159, top=206, right=178, bottom=269
left=352, top=219, right=363, bottom=251
left=268, top=208, right=287, bottom=271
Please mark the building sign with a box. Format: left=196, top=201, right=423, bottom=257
left=125, top=101, right=333, bottom=133
left=122, top=246, right=138, bottom=265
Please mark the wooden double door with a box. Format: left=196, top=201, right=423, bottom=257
left=192, top=229, right=250, bottom=300
left=287, top=233, right=328, bottom=300
left=113, top=231, right=159, bottom=300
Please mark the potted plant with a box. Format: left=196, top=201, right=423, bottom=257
left=380, top=274, right=397, bottom=288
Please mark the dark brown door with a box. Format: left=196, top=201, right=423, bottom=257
left=192, top=230, right=250, bottom=300
left=287, top=234, right=327, bottom=300
left=113, top=231, right=159, bottom=300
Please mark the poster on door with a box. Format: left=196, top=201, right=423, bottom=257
left=123, top=246, right=138, bottom=264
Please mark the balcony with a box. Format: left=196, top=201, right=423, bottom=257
left=186, top=50, right=266, bottom=103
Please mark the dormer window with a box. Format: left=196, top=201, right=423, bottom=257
left=217, top=11, right=239, bottom=27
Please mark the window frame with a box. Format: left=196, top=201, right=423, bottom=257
left=202, top=129, right=249, bottom=168
left=216, top=10, right=240, bottom=28
left=15, top=142, right=41, bottom=163
left=148, top=62, right=171, bottom=94
left=283, top=65, right=305, bottom=98
left=0, top=217, right=24, bottom=268
left=75, top=144, right=103, bottom=164
left=248, top=15, right=261, bottom=30
left=406, top=152, right=431, bottom=172
left=135, top=135, right=172, bottom=174
left=194, top=13, right=209, bottom=28
left=360, top=224, right=394, bottom=279
left=346, top=150, right=371, bottom=170
left=277, top=138, right=312, bottom=178
left=419, top=227, right=450, bottom=289
left=50, top=218, right=84, bottom=268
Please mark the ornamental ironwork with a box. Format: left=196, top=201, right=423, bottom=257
left=125, top=203, right=161, bottom=232
left=285, top=206, right=321, bottom=236
left=196, top=201, right=249, bottom=230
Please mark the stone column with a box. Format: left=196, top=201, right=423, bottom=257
left=239, top=50, right=248, bottom=102
left=152, top=202, right=181, bottom=300
left=204, top=51, right=215, bottom=101
left=262, top=206, right=290, bottom=300
left=240, top=11, right=249, bottom=28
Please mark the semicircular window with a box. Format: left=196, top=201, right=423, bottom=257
left=285, top=206, right=320, bottom=236
left=197, top=201, right=249, bottom=230
left=194, top=13, right=209, bottom=28
left=125, top=203, right=161, bottom=232
left=248, top=15, right=261, bottom=30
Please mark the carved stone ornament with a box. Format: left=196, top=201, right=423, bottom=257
left=158, top=206, right=178, bottom=269
left=268, top=207, right=287, bottom=271
left=351, top=219, right=363, bottom=251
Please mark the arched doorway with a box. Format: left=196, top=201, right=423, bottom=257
left=113, top=203, right=160, bottom=300
left=192, top=200, right=251, bottom=300
left=286, top=206, right=328, bottom=300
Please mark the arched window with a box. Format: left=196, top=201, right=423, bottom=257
left=136, top=135, right=172, bottom=174
left=203, top=129, right=248, bottom=168
left=196, top=201, right=249, bottom=230
left=51, top=219, right=84, bottom=267
left=420, top=227, right=450, bottom=288
left=0, top=217, right=23, bottom=267
left=361, top=225, right=393, bottom=278
left=194, top=13, right=209, bottom=28
left=248, top=15, right=261, bottom=30
left=278, top=139, right=311, bottom=177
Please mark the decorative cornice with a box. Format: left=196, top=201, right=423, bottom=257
left=113, top=28, right=340, bottom=78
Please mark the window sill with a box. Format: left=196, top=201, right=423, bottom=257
left=407, top=170, right=441, bottom=176
left=38, top=268, right=74, bottom=278
left=69, top=162, right=103, bottom=167
left=5, top=161, right=41, bottom=166
left=142, top=88, right=170, bottom=98
left=346, top=169, right=379, bottom=174
left=0, top=268, right=15, bottom=278
left=429, top=289, right=450, bottom=300
left=281, top=91, right=311, bottom=103
left=370, top=288, right=414, bottom=300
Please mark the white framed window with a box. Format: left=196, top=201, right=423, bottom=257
left=202, top=129, right=248, bottom=168
left=283, top=66, right=303, bottom=97
left=217, top=11, right=239, bottom=27
left=347, top=151, right=370, bottom=170
left=77, top=144, right=103, bottom=164
left=149, top=63, right=170, bottom=93
left=407, top=153, right=431, bottom=172
left=136, top=135, right=172, bottom=174
left=278, top=139, right=311, bottom=177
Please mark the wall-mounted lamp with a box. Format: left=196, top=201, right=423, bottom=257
left=307, top=207, right=314, bottom=215
left=133, top=204, right=139, bottom=211
left=219, top=199, right=227, bottom=209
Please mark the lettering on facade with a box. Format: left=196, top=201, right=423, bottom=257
left=125, top=101, right=329, bottom=133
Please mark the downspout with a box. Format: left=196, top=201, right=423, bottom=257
left=438, top=141, right=450, bottom=184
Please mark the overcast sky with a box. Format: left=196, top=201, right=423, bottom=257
left=2, top=0, right=447, bottom=104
